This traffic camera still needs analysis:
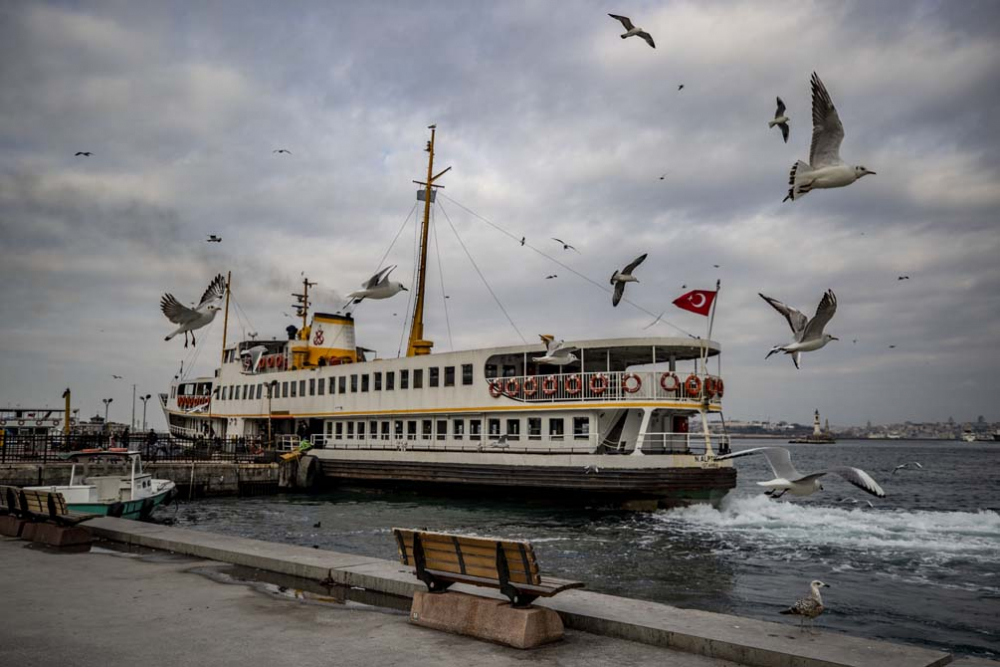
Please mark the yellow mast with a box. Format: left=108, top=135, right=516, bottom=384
left=211, top=271, right=232, bottom=422
left=407, top=125, right=449, bottom=357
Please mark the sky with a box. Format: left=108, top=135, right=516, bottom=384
left=1, top=1, right=998, bottom=429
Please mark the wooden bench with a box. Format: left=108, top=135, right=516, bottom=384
left=1, top=486, right=23, bottom=517
left=17, top=489, right=96, bottom=527
left=393, top=528, right=584, bottom=607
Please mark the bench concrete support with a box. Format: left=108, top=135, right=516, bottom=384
left=21, top=522, right=92, bottom=547
left=0, top=515, right=25, bottom=537
left=410, top=590, right=564, bottom=649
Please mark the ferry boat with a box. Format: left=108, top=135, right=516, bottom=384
left=160, top=128, right=736, bottom=508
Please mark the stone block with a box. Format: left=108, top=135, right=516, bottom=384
left=409, top=590, right=563, bottom=649
left=0, top=515, right=25, bottom=537
left=24, top=522, right=93, bottom=548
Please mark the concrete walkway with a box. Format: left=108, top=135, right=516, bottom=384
left=0, top=537, right=737, bottom=667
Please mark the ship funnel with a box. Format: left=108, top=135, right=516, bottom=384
left=306, top=312, right=357, bottom=367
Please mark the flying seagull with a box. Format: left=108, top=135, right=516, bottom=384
left=347, top=265, right=407, bottom=305
left=111, top=375, right=123, bottom=380
left=610, top=253, right=647, bottom=307
left=659, top=173, right=667, bottom=180
left=74, top=151, right=93, bottom=157
left=781, top=580, right=829, bottom=632
left=273, top=149, right=292, bottom=154
left=643, top=311, right=664, bottom=330
left=520, top=236, right=526, bottom=246
left=888, top=344, right=897, bottom=349
left=545, top=274, right=558, bottom=280
left=892, top=461, right=923, bottom=474
left=206, top=235, right=222, bottom=243
left=897, top=275, right=910, bottom=281
left=769, top=96, right=790, bottom=143
left=161, top=274, right=226, bottom=348
left=532, top=334, right=578, bottom=366
left=552, top=238, right=579, bottom=253
left=608, top=14, right=655, bottom=48
left=784, top=73, right=875, bottom=202
left=677, top=84, right=684, bottom=91
left=715, top=446, right=885, bottom=499
left=760, top=290, right=839, bottom=369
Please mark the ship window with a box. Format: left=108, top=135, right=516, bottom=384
left=444, top=366, right=455, bottom=387
left=318, top=378, right=324, bottom=396
left=453, top=419, right=464, bottom=440
left=462, top=364, right=473, bottom=386
left=429, top=367, right=439, bottom=387
left=485, top=364, right=497, bottom=379
left=282, top=382, right=289, bottom=398
left=361, top=374, right=370, bottom=392
left=413, top=369, right=423, bottom=389
left=502, top=364, right=516, bottom=378
left=347, top=422, right=354, bottom=439
left=381, top=421, right=390, bottom=440
left=574, top=416, right=590, bottom=440
left=470, top=419, right=481, bottom=441
left=488, top=418, right=501, bottom=436
left=299, top=380, right=306, bottom=396
left=401, top=370, right=409, bottom=390
left=309, top=379, right=316, bottom=396
left=290, top=382, right=297, bottom=398
left=436, top=420, right=447, bottom=440
left=257, top=384, right=263, bottom=400
left=407, top=420, right=417, bottom=440
left=357, top=421, right=365, bottom=440
left=350, top=375, right=358, bottom=393
left=338, top=377, right=346, bottom=394
left=335, top=422, right=343, bottom=438
left=549, top=418, right=564, bottom=440
left=386, top=372, right=395, bottom=391
left=422, top=420, right=432, bottom=440
left=528, top=418, right=541, bottom=439
left=506, top=419, right=520, bottom=440
left=171, top=387, right=176, bottom=398
left=329, top=378, right=336, bottom=394
left=394, top=420, right=403, bottom=438
left=374, top=372, right=382, bottom=391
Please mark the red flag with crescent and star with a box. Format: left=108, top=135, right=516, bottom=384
left=672, top=289, right=716, bottom=316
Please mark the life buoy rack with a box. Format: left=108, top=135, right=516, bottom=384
left=505, top=378, right=521, bottom=397
left=565, top=375, right=582, bottom=395
left=523, top=376, right=539, bottom=397
left=704, top=377, right=717, bottom=399
left=489, top=379, right=503, bottom=398
left=541, top=376, right=558, bottom=396
left=622, top=373, right=642, bottom=394
left=684, top=375, right=702, bottom=398
left=660, top=372, right=679, bottom=393
left=589, top=374, right=608, bottom=395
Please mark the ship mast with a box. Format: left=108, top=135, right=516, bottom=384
left=292, top=277, right=316, bottom=339
left=407, top=125, right=450, bottom=357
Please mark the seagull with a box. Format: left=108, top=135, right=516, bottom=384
left=852, top=338, right=858, bottom=344
left=545, top=274, right=558, bottom=280
left=552, top=238, right=579, bottom=253
left=273, top=149, right=292, bottom=154
left=715, top=446, right=885, bottom=499
left=584, top=465, right=600, bottom=474
left=532, top=335, right=578, bottom=366
left=520, top=236, right=526, bottom=246
left=840, top=498, right=875, bottom=508
left=888, top=344, right=897, bottom=349
left=489, top=435, right=509, bottom=449
left=161, top=274, right=226, bottom=348
left=780, top=580, right=829, bottom=632
left=893, top=461, right=923, bottom=474
left=608, top=14, right=655, bottom=48
left=74, top=151, right=93, bottom=157
left=347, top=265, right=407, bottom=304
left=713, top=264, right=720, bottom=268
left=760, top=290, right=839, bottom=369
left=659, top=173, right=667, bottom=180
left=769, top=96, right=790, bottom=143
left=784, top=73, right=875, bottom=202
left=206, top=235, right=222, bottom=243
left=897, top=275, right=910, bottom=281
left=677, top=84, right=684, bottom=91
left=313, top=521, right=321, bottom=528
left=610, top=253, right=647, bottom=307
left=643, top=311, right=664, bottom=330
left=111, top=375, right=123, bottom=380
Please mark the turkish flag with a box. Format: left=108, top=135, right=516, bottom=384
left=672, top=290, right=716, bottom=316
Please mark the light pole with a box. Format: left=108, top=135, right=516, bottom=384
left=131, top=384, right=136, bottom=430
left=102, top=398, right=113, bottom=432
left=140, top=394, right=152, bottom=431
left=266, top=381, right=278, bottom=448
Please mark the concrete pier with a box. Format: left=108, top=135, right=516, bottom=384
left=73, top=518, right=961, bottom=667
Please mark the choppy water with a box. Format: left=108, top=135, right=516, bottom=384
left=168, top=439, right=999, bottom=659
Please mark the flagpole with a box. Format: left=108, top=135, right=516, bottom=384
left=707, top=279, right=721, bottom=342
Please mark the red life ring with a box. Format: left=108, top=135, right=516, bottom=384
left=266, top=355, right=275, bottom=368
left=660, top=372, right=679, bottom=393
left=276, top=356, right=285, bottom=369
left=716, top=378, right=725, bottom=398
left=565, top=375, right=582, bottom=395
left=685, top=375, right=702, bottom=398
left=704, top=377, right=717, bottom=399
left=541, top=376, right=558, bottom=396
left=589, top=374, right=608, bottom=395
left=622, top=373, right=642, bottom=394
left=523, top=376, right=539, bottom=397
left=505, top=378, right=521, bottom=397
left=489, top=379, right=503, bottom=398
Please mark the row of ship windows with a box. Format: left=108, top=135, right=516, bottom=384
left=324, top=416, right=592, bottom=441
left=201, top=364, right=476, bottom=402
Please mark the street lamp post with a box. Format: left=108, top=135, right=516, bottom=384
left=102, top=398, right=113, bottom=428
left=140, top=394, right=152, bottom=431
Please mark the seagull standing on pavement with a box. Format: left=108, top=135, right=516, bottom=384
left=769, top=97, right=790, bottom=143
left=780, top=580, right=829, bottom=632
left=608, top=14, right=655, bottom=48
left=610, top=254, right=647, bottom=307
left=715, top=446, right=885, bottom=499
left=161, top=274, right=227, bottom=348
left=532, top=335, right=578, bottom=366
left=347, top=265, right=408, bottom=304
left=760, top=290, right=839, bottom=369
left=784, top=73, right=875, bottom=202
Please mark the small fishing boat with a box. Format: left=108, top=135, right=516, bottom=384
left=24, top=450, right=176, bottom=520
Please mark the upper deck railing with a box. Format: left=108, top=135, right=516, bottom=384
left=485, top=370, right=724, bottom=404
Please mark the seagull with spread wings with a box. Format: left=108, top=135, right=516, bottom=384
left=532, top=334, right=578, bottom=366
left=551, top=238, right=579, bottom=253
left=347, top=265, right=407, bottom=305
left=161, top=274, right=226, bottom=348
left=608, top=14, right=655, bottom=48
left=760, top=290, right=839, bottom=369
left=610, top=253, right=647, bottom=307
left=784, top=73, right=875, bottom=202
left=715, top=447, right=885, bottom=499
left=769, top=96, right=790, bottom=143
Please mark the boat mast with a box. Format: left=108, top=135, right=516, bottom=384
left=407, top=125, right=450, bottom=357
left=292, top=277, right=316, bottom=339
left=210, top=271, right=232, bottom=423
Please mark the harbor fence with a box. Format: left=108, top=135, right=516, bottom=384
left=0, top=433, right=277, bottom=464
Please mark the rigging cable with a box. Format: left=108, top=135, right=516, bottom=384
left=396, top=205, right=422, bottom=357
left=430, top=206, right=455, bottom=351
left=437, top=201, right=527, bottom=344
left=344, top=201, right=419, bottom=315
left=439, top=193, right=696, bottom=339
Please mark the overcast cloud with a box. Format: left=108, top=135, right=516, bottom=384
left=1, top=1, right=998, bottom=428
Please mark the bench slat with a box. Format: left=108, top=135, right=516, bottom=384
left=422, top=568, right=583, bottom=597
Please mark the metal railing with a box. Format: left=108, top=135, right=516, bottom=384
left=486, top=371, right=725, bottom=404
left=635, top=431, right=732, bottom=456
left=0, top=434, right=276, bottom=464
